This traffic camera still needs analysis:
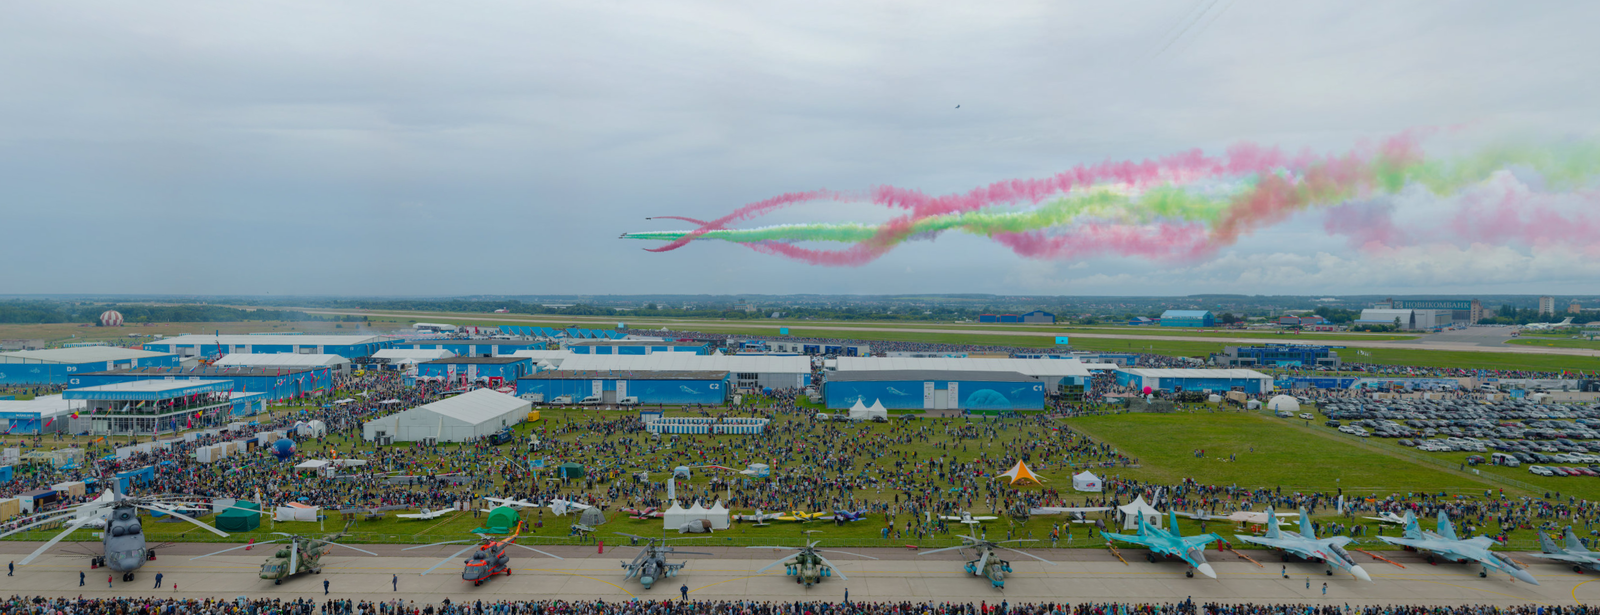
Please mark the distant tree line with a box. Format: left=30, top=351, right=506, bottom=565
left=0, top=301, right=359, bottom=324
left=1479, top=305, right=1597, bottom=325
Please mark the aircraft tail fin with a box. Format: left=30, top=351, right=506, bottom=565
left=1169, top=510, right=1181, bottom=535
left=1435, top=511, right=1457, bottom=541
left=1567, top=527, right=1590, bottom=553
left=1402, top=511, right=1422, bottom=539
left=1137, top=510, right=1153, bottom=537
left=1297, top=508, right=1316, bottom=539
left=1540, top=531, right=1563, bottom=554
left=1264, top=507, right=1281, bottom=540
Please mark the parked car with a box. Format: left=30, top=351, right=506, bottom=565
left=1325, top=420, right=1341, bottom=428
left=1465, top=455, right=1486, bottom=466
left=1299, top=413, right=1314, bottom=420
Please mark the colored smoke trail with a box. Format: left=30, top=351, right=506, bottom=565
left=622, top=134, right=1600, bottom=266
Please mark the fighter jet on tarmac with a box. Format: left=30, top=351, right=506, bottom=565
left=1377, top=511, right=1538, bottom=585
left=1234, top=507, right=1371, bottom=581
left=1100, top=510, right=1222, bottom=578
left=1532, top=526, right=1600, bottom=573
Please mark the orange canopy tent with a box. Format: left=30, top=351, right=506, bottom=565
left=999, top=460, right=1044, bottom=486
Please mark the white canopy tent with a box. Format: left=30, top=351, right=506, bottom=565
left=1117, top=495, right=1163, bottom=529
left=849, top=399, right=889, bottom=422
left=1072, top=471, right=1103, bottom=492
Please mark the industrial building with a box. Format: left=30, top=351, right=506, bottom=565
left=509, top=349, right=575, bottom=370
left=1021, top=311, right=1056, bottom=323
left=140, top=334, right=397, bottom=359
left=71, top=366, right=335, bottom=400
left=1158, top=310, right=1215, bottom=327
left=391, top=340, right=547, bottom=357
left=1371, top=299, right=1484, bottom=326
left=0, top=347, right=180, bottom=386
left=827, top=356, right=1098, bottom=393
left=763, top=341, right=870, bottom=356
left=1113, top=368, right=1273, bottom=394
left=0, top=395, right=74, bottom=434
left=565, top=340, right=709, bottom=355
left=415, top=356, right=534, bottom=384
left=553, top=354, right=812, bottom=390
left=825, top=370, right=1044, bottom=412
left=212, top=353, right=351, bottom=375
left=356, top=348, right=458, bottom=371
left=62, top=380, right=269, bottom=436
left=1212, top=345, right=1341, bottom=369
left=516, top=370, right=728, bottom=405
left=361, top=389, right=529, bottom=444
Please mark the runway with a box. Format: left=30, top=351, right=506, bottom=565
left=0, top=543, right=1594, bottom=607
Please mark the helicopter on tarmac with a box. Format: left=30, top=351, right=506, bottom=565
left=191, top=521, right=378, bottom=585
left=918, top=525, right=1055, bottom=588
left=747, top=533, right=877, bottom=587
left=406, top=522, right=564, bottom=586
left=615, top=533, right=712, bottom=589
left=0, top=491, right=226, bottom=582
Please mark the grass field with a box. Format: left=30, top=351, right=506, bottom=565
left=1506, top=337, right=1600, bottom=350
left=0, top=321, right=376, bottom=347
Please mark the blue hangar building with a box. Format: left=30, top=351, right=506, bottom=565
left=415, top=356, right=534, bottom=384
left=825, top=370, right=1044, bottom=413
left=391, top=340, right=547, bottom=357
left=140, top=334, right=397, bottom=359
left=516, top=370, right=728, bottom=405
left=1159, top=310, right=1215, bottom=327
left=70, top=366, right=335, bottom=400
left=0, top=348, right=179, bottom=386
left=565, top=340, right=710, bottom=355
left=1114, top=368, right=1273, bottom=394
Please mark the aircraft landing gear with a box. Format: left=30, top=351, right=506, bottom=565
left=1146, top=553, right=1157, bottom=563
left=274, top=579, right=281, bottom=585
left=1479, top=569, right=1488, bottom=578
left=1426, top=555, right=1436, bottom=565
left=1326, top=569, right=1334, bottom=576
left=1577, top=566, right=1585, bottom=574
left=1186, top=569, right=1195, bottom=578
left=122, top=573, right=134, bottom=582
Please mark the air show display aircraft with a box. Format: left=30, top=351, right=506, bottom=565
left=1376, top=511, right=1538, bottom=585
left=1533, top=527, right=1600, bottom=573
left=1234, top=507, right=1371, bottom=581
left=940, top=511, right=999, bottom=525
left=918, top=525, right=1054, bottom=588
left=1100, top=510, right=1223, bottom=578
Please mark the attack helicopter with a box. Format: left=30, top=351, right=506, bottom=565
left=406, top=522, right=564, bottom=586
left=191, top=522, right=378, bottom=585
left=616, top=533, right=712, bottom=589
left=918, top=526, right=1055, bottom=588
left=0, top=491, right=226, bottom=582
left=748, top=533, right=877, bottom=587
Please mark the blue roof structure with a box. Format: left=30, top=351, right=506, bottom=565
left=63, top=379, right=234, bottom=401
left=1160, top=310, right=1212, bottom=318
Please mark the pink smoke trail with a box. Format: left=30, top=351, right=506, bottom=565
left=992, top=223, right=1215, bottom=261
left=644, top=190, right=852, bottom=253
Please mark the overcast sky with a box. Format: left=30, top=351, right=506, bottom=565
left=2, top=1, right=1597, bottom=297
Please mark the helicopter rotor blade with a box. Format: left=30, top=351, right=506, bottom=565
left=133, top=504, right=228, bottom=537
left=318, top=542, right=379, bottom=556
left=817, top=549, right=878, bottom=560
left=505, top=543, right=564, bottom=559
left=755, top=554, right=797, bottom=574
left=18, top=518, right=93, bottom=566
left=402, top=539, right=470, bottom=551
left=999, top=546, right=1055, bottom=565
left=0, top=513, right=79, bottom=540
left=917, top=545, right=968, bottom=556
left=191, top=540, right=285, bottom=560
left=813, top=553, right=848, bottom=581
left=421, top=545, right=478, bottom=576
left=975, top=549, right=991, bottom=576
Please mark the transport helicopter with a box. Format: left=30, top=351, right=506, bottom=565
left=615, top=533, right=712, bottom=589
left=192, top=522, right=378, bottom=585
left=406, top=522, right=564, bottom=586
left=0, top=491, right=225, bottom=582
left=748, top=533, right=876, bottom=587
left=919, top=526, right=1055, bottom=588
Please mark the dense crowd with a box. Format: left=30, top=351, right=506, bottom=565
left=3, top=596, right=1593, bottom=615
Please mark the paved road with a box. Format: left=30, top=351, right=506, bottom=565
left=298, top=308, right=1600, bottom=359
left=0, top=543, right=1588, bottom=606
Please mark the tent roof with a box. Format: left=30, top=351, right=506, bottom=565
left=400, top=389, right=529, bottom=426
left=1072, top=470, right=1100, bottom=480
left=999, top=460, right=1043, bottom=485
left=1117, top=495, right=1161, bottom=515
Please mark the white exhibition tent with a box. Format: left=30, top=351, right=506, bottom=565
left=1117, top=495, right=1163, bottom=529
left=361, top=389, right=529, bottom=443
left=848, top=399, right=889, bottom=421
left=1072, top=471, right=1102, bottom=492
left=661, top=500, right=730, bottom=531
left=1267, top=395, right=1301, bottom=413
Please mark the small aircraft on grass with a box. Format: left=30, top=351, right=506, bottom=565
left=396, top=507, right=456, bottom=521
left=939, top=511, right=999, bottom=525
left=918, top=525, right=1054, bottom=588
left=775, top=511, right=831, bottom=522
left=1100, top=510, right=1223, bottom=578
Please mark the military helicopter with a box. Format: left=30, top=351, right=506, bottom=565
left=191, top=522, right=378, bottom=585
left=615, top=533, right=712, bottom=589
left=748, top=533, right=876, bottom=587
left=0, top=491, right=226, bottom=582
left=405, top=522, right=563, bottom=586
left=918, top=526, right=1055, bottom=588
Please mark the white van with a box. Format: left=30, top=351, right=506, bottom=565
left=619, top=397, right=639, bottom=406
left=1491, top=453, right=1520, bottom=467
left=579, top=395, right=602, bottom=405
left=551, top=395, right=573, bottom=405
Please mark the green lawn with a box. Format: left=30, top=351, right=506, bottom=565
left=1506, top=337, right=1600, bottom=350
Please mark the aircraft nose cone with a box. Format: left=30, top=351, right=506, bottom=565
left=1195, top=563, right=1217, bottom=579
left=1514, top=569, right=1540, bottom=586
left=1351, top=565, right=1372, bottom=582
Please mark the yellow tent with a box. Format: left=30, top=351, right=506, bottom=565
left=999, top=460, right=1043, bottom=486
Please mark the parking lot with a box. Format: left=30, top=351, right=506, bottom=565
left=1318, top=398, right=1600, bottom=478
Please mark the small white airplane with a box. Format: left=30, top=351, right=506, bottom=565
left=481, top=496, right=593, bottom=516
left=396, top=508, right=455, bottom=520
left=1030, top=506, right=1113, bottom=523
left=1523, top=317, right=1575, bottom=331
left=939, top=511, right=999, bottom=525
left=1363, top=512, right=1408, bottom=525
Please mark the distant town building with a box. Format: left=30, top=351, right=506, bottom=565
left=1213, top=344, right=1341, bottom=369
left=1540, top=296, right=1556, bottom=315
left=1571, top=302, right=1583, bottom=315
